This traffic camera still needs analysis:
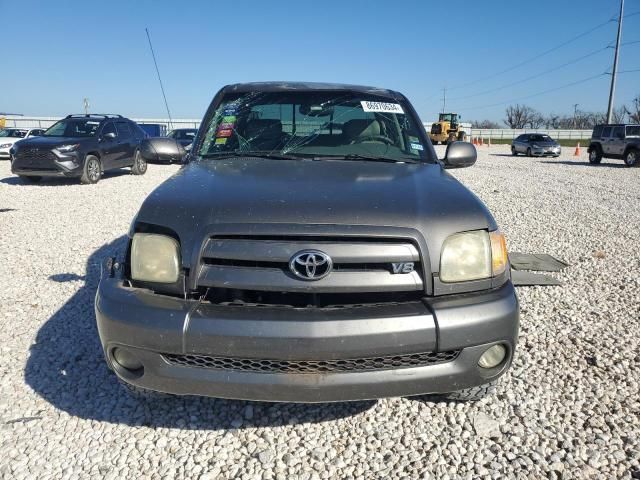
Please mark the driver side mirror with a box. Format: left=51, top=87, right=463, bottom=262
left=140, top=137, right=187, bottom=164
left=442, top=141, right=476, bottom=169
left=103, top=132, right=117, bottom=140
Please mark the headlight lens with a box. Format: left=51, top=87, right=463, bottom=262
left=57, top=143, right=80, bottom=153
left=440, top=230, right=491, bottom=282
left=0, top=143, right=12, bottom=148
left=440, top=230, right=508, bottom=283
left=130, top=233, right=180, bottom=283
left=532, top=144, right=540, bottom=148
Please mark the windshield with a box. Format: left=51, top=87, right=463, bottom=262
left=0, top=129, right=26, bottom=138
left=43, top=118, right=101, bottom=137
left=530, top=134, right=553, bottom=142
left=170, top=129, right=197, bottom=140
left=197, top=91, right=432, bottom=163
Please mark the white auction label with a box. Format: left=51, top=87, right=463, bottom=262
left=360, top=101, right=404, bottom=114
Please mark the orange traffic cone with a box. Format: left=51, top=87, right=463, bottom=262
left=574, top=143, right=581, bottom=156
left=473, top=137, right=477, bottom=146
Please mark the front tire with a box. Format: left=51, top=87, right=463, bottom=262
left=588, top=147, right=602, bottom=164
left=80, top=155, right=101, bottom=184
left=624, top=149, right=639, bottom=167
left=511, top=146, right=517, bottom=156
left=526, top=147, right=532, bottom=157
left=131, top=150, right=147, bottom=175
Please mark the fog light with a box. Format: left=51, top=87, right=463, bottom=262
left=478, top=344, right=507, bottom=369
left=113, top=348, right=143, bottom=371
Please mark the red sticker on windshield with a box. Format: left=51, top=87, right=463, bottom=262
left=216, top=129, right=233, bottom=138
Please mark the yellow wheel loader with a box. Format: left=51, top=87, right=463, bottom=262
left=429, top=113, right=469, bottom=145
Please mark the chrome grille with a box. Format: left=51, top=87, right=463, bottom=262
left=196, top=236, right=424, bottom=296
left=163, top=350, right=460, bottom=374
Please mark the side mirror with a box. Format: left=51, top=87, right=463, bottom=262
left=103, top=132, right=117, bottom=140
left=140, top=137, right=186, bottom=164
left=442, top=141, right=476, bottom=169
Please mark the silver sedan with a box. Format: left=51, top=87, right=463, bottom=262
left=511, top=133, right=561, bottom=157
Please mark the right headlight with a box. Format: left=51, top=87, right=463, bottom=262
left=130, top=233, right=180, bottom=283
left=440, top=230, right=508, bottom=283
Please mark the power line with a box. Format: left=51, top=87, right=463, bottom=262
left=447, top=46, right=608, bottom=102
left=452, top=72, right=607, bottom=111
left=447, top=17, right=616, bottom=91
left=618, top=68, right=640, bottom=73
left=145, top=27, right=173, bottom=130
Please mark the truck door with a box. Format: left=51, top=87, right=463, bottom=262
left=600, top=126, right=613, bottom=155
left=610, top=126, right=625, bottom=157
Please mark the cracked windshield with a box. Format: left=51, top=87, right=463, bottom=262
left=197, top=91, right=432, bottom=163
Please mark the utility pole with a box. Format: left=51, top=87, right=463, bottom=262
left=573, top=103, right=579, bottom=128
left=606, top=0, right=624, bottom=124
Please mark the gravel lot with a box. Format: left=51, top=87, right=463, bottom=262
left=1, top=146, right=639, bottom=479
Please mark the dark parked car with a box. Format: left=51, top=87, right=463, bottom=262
left=10, top=114, right=148, bottom=184
left=588, top=124, right=640, bottom=167
left=138, top=123, right=167, bottom=137
left=511, top=133, right=561, bottom=157
left=96, top=82, right=519, bottom=403
left=167, top=128, right=198, bottom=147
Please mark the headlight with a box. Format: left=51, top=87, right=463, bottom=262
left=440, top=230, right=508, bottom=283
left=57, top=143, right=80, bottom=153
left=0, top=143, right=11, bottom=148
left=532, top=144, right=540, bottom=148
left=130, top=233, right=180, bottom=283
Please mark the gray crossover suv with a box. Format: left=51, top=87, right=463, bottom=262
left=96, top=82, right=519, bottom=402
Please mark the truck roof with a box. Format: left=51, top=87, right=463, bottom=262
left=223, top=81, right=403, bottom=99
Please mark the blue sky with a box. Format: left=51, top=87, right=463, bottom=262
left=1, top=0, right=639, bottom=124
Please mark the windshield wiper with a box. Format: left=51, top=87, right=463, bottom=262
left=311, top=154, right=418, bottom=163
left=200, top=150, right=307, bottom=160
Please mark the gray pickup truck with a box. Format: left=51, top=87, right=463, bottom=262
left=96, top=82, right=520, bottom=403
left=588, top=124, right=640, bottom=167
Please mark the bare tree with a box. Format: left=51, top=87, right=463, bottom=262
left=627, top=95, right=640, bottom=123
left=611, top=106, right=627, bottom=123
left=504, top=104, right=541, bottom=129
left=470, top=119, right=501, bottom=129
left=528, top=112, right=545, bottom=129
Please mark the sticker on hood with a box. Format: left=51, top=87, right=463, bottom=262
left=361, top=101, right=404, bottom=114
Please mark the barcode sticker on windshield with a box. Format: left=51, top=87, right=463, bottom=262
left=361, top=101, right=404, bottom=114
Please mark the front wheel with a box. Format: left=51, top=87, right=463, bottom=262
left=526, top=148, right=532, bottom=157
left=80, top=155, right=101, bottom=184
left=588, top=148, right=602, bottom=164
left=131, top=150, right=148, bottom=175
left=511, top=146, right=517, bottom=156
left=624, top=149, right=639, bottom=167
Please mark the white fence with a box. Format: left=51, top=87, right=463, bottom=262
left=468, top=128, right=592, bottom=140
left=1, top=116, right=201, bottom=130
left=3, top=116, right=593, bottom=140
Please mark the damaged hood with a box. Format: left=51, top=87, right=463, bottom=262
left=135, top=157, right=496, bottom=270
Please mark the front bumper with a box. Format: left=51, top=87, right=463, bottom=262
left=11, top=150, right=84, bottom=177
left=96, top=260, right=520, bottom=402
left=531, top=147, right=561, bottom=157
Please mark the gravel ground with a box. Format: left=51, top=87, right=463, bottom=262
left=0, top=146, right=638, bottom=479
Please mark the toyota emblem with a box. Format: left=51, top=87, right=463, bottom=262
left=289, top=250, right=333, bottom=280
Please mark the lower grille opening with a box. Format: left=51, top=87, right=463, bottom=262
left=202, top=288, right=424, bottom=309
left=163, top=350, right=460, bottom=374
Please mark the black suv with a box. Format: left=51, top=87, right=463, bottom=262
left=588, top=124, right=640, bottom=167
left=11, top=114, right=149, bottom=183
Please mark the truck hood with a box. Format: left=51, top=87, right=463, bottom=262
left=136, top=157, right=497, bottom=271
left=15, top=136, right=89, bottom=148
